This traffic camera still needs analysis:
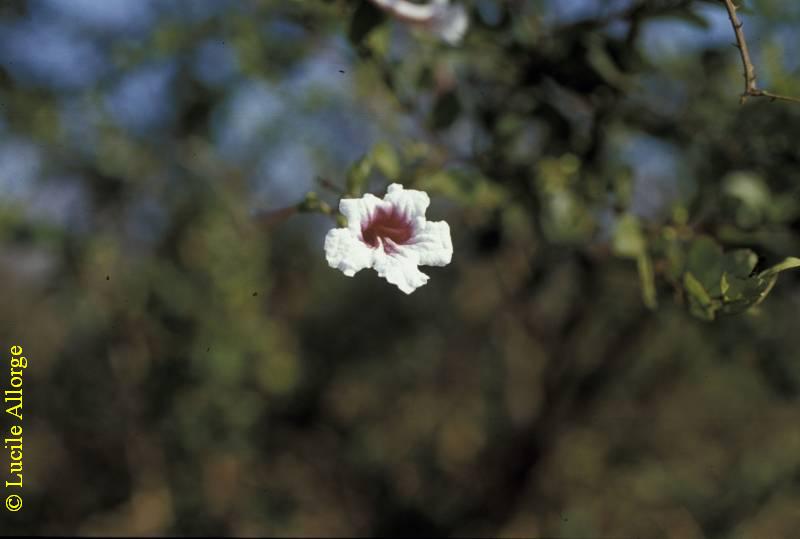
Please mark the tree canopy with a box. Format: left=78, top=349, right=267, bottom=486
left=1, top=0, right=800, bottom=536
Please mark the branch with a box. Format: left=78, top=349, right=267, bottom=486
left=722, top=0, right=800, bottom=104
left=252, top=191, right=337, bottom=231
left=316, top=176, right=345, bottom=195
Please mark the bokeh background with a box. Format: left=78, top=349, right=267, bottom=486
left=2, top=0, right=800, bottom=536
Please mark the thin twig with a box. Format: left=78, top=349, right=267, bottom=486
left=251, top=205, right=298, bottom=229
left=316, top=175, right=345, bottom=195
left=721, top=0, right=800, bottom=104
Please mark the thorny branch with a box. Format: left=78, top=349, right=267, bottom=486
left=721, top=0, right=800, bottom=104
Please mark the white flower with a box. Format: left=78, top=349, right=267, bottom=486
left=324, top=183, right=453, bottom=294
left=428, top=0, right=468, bottom=45
left=369, top=0, right=469, bottom=45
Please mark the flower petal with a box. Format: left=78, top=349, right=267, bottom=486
left=411, top=219, right=453, bottom=266
left=339, top=193, right=382, bottom=234
left=324, top=228, right=374, bottom=277
left=430, top=1, right=468, bottom=45
left=373, top=243, right=430, bottom=294
left=384, top=183, right=430, bottom=219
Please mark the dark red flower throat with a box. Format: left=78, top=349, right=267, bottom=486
left=361, top=205, right=414, bottom=253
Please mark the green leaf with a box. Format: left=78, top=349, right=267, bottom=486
left=348, top=0, right=386, bottom=47
left=723, top=172, right=771, bottom=228
left=612, top=214, right=646, bottom=259
left=415, top=169, right=507, bottom=210
left=757, top=257, right=800, bottom=279
left=719, top=249, right=759, bottom=302
left=743, top=257, right=800, bottom=309
left=371, top=142, right=400, bottom=180
left=718, top=257, right=800, bottom=313
left=672, top=239, right=795, bottom=318
left=686, top=236, right=725, bottom=296
left=683, top=271, right=712, bottom=305
left=637, top=254, right=658, bottom=310
left=297, top=191, right=332, bottom=215
left=611, top=214, right=656, bottom=308
left=683, top=271, right=720, bottom=321
left=722, top=249, right=759, bottom=280
left=721, top=272, right=746, bottom=302
left=724, top=172, right=771, bottom=209
left=345, top=154, right=372, bottom=196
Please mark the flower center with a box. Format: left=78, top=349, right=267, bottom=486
left=361, top=205, right=414, bottom=252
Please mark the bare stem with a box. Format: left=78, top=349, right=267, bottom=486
left=721, top=0, right=800, bottom=104
left=252, top=192, right=336, bottom=230
left=252, top=206, right=298, bottom=229
left=316, top=176, right=345, bottom=195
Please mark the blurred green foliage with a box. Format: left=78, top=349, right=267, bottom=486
left=1, top=0, right=800, bottom=536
